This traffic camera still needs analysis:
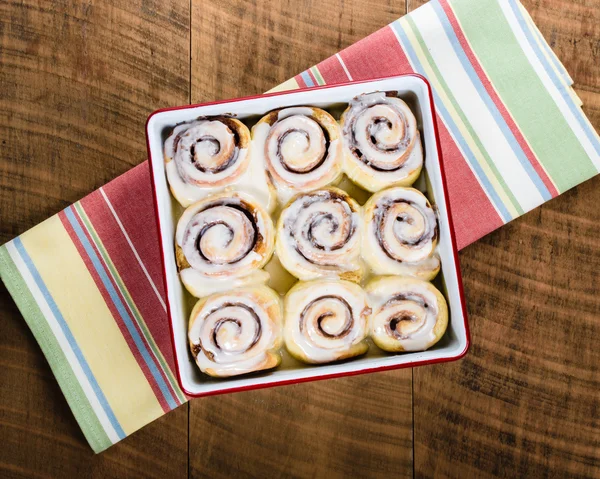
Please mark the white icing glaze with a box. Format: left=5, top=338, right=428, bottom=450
left=252, top=108, right=342, bottom=202
left=181, top=269, right=269, bottom=297
left=363, top=187, right=440, bottom=279
left=275, top=184, right=301, bottom=206
left=368, top=278, right=444, bottom=352
left=175, top=192, right=274, bottom=295
left=226, top=143, right=276, bottom=212
left=349, top=91, right=388, bottom=108
left=342, top=92, right=423, bottom=189
left=267, top=116, right=326, bottom=174
left=284, top=281, right=369, bottom=363
left=165, top=119, right=274, bottom=210
left=277, top=107, right=315, bottom=120
left=188, top=287, right=282, bottom=376
left=277, top=189, right=362, bottom=280
left=182, top=206, right=254, bottom=269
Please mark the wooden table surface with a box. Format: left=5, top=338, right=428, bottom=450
left=1, top=0, right=599, bottom=477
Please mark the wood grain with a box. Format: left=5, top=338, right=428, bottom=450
left=188, top=2, right=412, bottom=478
left=0, top=0, right=190, bottom=476
left=0, top=0, right=190, bottom=244
left=413, top=177, right=600, bottom=479
left=407, top=0, right=600, bottom=477
left=189, top=374, right=412, bottom=478
left=190, top=0, right=406, bottom=102
left=0, top=280, right=189, bottom=478
left=1, top=0, right=600, bottom=477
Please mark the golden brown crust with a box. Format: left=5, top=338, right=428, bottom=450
left=175, top=244, right=191, bottom=271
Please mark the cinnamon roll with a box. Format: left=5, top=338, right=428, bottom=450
left=276, top=188, right=362, bottom=282
left=188, top=285, right=283, bottom=377
left=366, top=276, right=448, bottom=352
left=362, top=187, right=440, bottom=281
left=283, top=280, right=371, bottom=364
left=252, top=107, right=343, bottom=204
left=175, top=191, right=275, bottom=297
left=340, top=92, right=423, bottom=192
left=164, top=116, right=275, bottom=210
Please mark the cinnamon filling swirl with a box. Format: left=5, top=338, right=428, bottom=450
left=184, top=199, right=260, bottom=269
left=269, top=118, right=330, bottom=174
left=381, top=293, right=430, bottom=340
left=343, top=93, right=416, bottom=170
left=168, top=117, right=247, bottom=185
left=188, top=286, right=283, bottom=377
left=176, top=192, right=275, bottom=296
left=252, top=107, right=343, bottom=201
left=206, top=303, right=262, bottom=353
left=299, top=295, right=354, bottom=340
left=373, top=198, right=437, bottom=263
left=276, top=188, right=362, bottom=281
left=289, top=191, right=355, bottom=264
left=340, top=92, right=423, bottom=192
left=283, top=280, right=370, bottom=364
left=363, top=187, right=440, bottom=280
left=367, top=277, right=448, bottom=353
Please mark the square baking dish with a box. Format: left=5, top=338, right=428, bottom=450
left=146, top=74, right=470, bottom=397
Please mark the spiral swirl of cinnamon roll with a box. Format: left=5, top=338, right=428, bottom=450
left=366, top=277, right=448, bottom=352
left=252, top=107, right=343, bottom=203
left=362, top=187, right=440, bottom=281
left=188, top=285, right=283, bottom=377
left=340, top=92, right=423, bottom=192
left=283, top=280, right=371, bottom=364
left=175, top=191, right=275, bottom=297
left=276, top=188, right=362, bottom=282
left=164, top=117, right=274, bottom=210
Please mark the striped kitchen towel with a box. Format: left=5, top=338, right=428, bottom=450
left=1, top=0, right=599, bottom=453
left=275, top=0, right=600, bottom=247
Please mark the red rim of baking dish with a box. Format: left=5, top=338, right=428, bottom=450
left=145, top=73, right=471, bottom=399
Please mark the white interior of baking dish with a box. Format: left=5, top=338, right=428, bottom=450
left=146, top=75, right=469, bottom=396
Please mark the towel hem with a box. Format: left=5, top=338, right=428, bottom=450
left=0, top=244, right=112, bottom=453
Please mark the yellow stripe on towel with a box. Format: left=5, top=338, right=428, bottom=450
left=267, top=77, right=300, bottom=93
left=20, top=215, right=164, bottom=435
